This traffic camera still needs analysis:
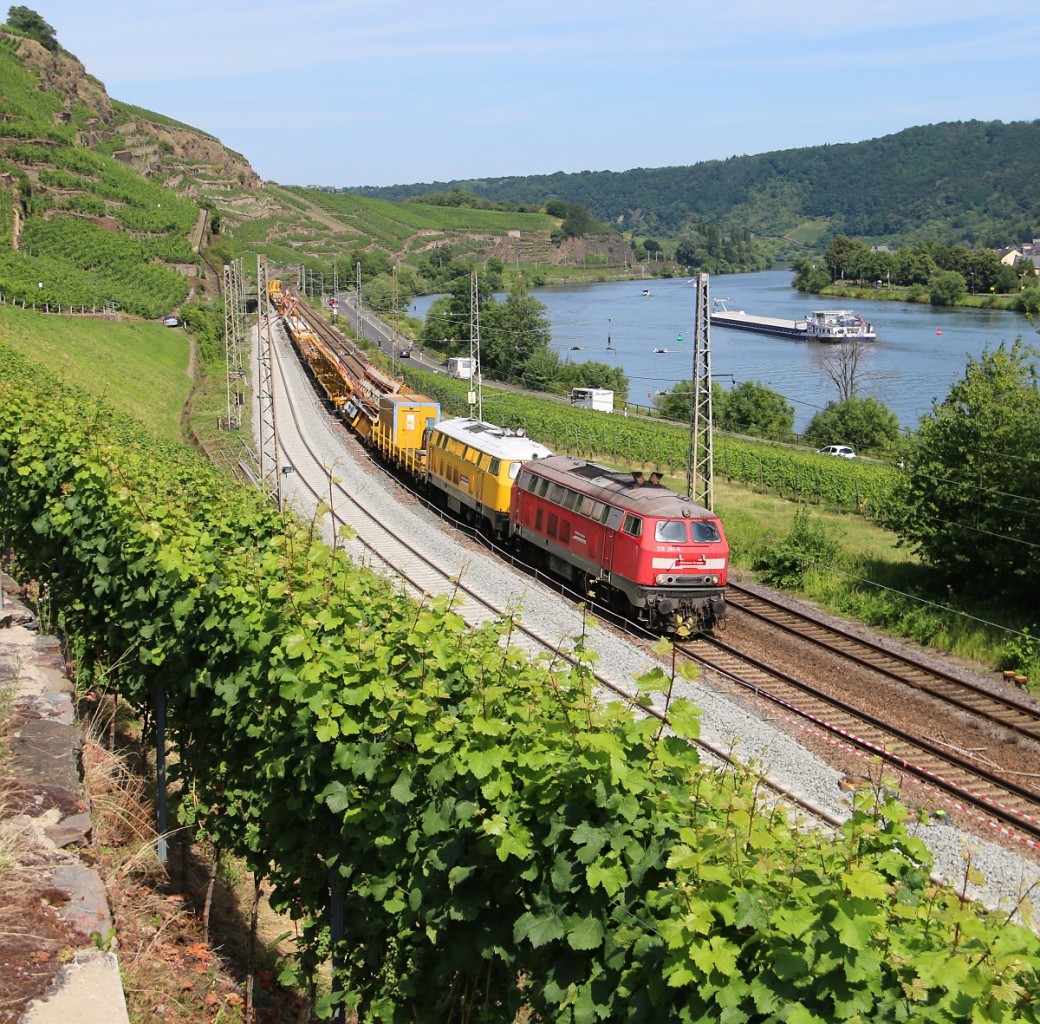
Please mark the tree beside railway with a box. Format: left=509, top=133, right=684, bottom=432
left=887, top=340, right=1040, bottom=601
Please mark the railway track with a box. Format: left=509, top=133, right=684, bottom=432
left=727, top=581, right=1040, bottom=745
left=678, top=624, right=1040, bottom=846
left=266, top=320, right=858, bottom=832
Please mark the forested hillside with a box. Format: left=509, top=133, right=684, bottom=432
left=342, top=120, right=1040, bottom=251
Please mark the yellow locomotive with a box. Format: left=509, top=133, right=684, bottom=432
left=424, top=417, right=554, bottom=537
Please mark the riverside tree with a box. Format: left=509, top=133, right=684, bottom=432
left=655, top=380, right=793, bottom=441
left=928, top=269, right=968, bottom=306
left=717, top=380, right=794, bottom=440
left=480, top=280, right=553, bottom=385
left=804, top=396, right=900, bottom=452
left=887, top=340, right=1040, bottom=600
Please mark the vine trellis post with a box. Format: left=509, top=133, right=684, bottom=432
left=153, top=679, right=168, bottom=865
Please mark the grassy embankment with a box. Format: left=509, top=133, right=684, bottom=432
left=0, top=305, right=191, bottom=439
left=2, top=305, right=1027, bottom=681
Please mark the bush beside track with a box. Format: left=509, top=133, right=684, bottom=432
left=2, top=350, right=1037, bottom=1023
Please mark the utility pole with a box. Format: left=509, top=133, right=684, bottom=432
left=355, top=261, right=363, bottom=341
left=469, top=271, right=483, bottom=421
left=255, top=255, right=281, bottom=507
left=686, top=273, right=715, bottom=509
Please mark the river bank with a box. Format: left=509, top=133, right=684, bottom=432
left=811, top=280, right=1025, bottom=312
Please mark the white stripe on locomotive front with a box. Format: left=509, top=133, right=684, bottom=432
left=652, top=557, right=727, bottom=569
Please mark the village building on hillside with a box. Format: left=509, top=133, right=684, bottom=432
left=998, top=240, right=1040, bottom=276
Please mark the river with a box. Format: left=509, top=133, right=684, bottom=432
left=406, top=269, right=1028, bottom=433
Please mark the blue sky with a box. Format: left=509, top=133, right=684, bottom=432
left=25, top=2, right=1040, bottom=188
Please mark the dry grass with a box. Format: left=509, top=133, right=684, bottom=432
left=80, top=705, right=311, bottom=1024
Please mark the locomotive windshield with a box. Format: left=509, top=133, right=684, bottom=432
left=691, top=519, right=721, bottom=543
left=655, top=519, right=722, bottom=544
left=655, top=520, right=689, bottom=543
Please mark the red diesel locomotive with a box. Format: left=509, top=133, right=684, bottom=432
left=510, top=455, right=728, bottom=632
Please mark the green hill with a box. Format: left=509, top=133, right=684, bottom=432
left=0, top=19, right=624, bottom=312
left=341, top=120, right=1040, bottom=253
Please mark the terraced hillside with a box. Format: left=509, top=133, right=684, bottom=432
left=0, top=31, right=212, bottom=315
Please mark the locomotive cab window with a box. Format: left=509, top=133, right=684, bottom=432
left=655, top=520, right=688, bottom=544
left=507, top=461, right=521, bottom=480
left=487, top=457, right=500, bottom=475
left=622, top=514, right=642, bottom=537
left=691, top=520, right=721, bottom=543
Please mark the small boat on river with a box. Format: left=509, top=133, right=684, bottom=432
left=709, top=299, right=876, bottom=342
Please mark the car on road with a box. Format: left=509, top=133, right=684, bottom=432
left=817, top=444, right=856, bottom=459
left=162, top=315, right=180, bottom=328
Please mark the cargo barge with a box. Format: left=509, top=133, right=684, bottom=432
left=710, top=300, right=876, bottom=342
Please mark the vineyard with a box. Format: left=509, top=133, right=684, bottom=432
left=289, top=186, right=558, bottom=240
left=401, top=366, right=901, bottom=518
left=0, top=144, right=198, bottom=315
left=0, top=35, right=202, bottom=318
left=2, top=348, right=1036, bottom=1022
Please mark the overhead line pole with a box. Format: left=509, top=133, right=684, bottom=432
left=355, top=262, right=363, bottom=341
left=255, top=255, right=281, bottom=506
left=469, top=271, right=483, bottom=421
left=686, top=273, right=715, bottom=509
left=224, top=260, right=243, bottom=429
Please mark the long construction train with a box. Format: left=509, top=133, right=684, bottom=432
left=269, top=280, right=728, bottom=633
